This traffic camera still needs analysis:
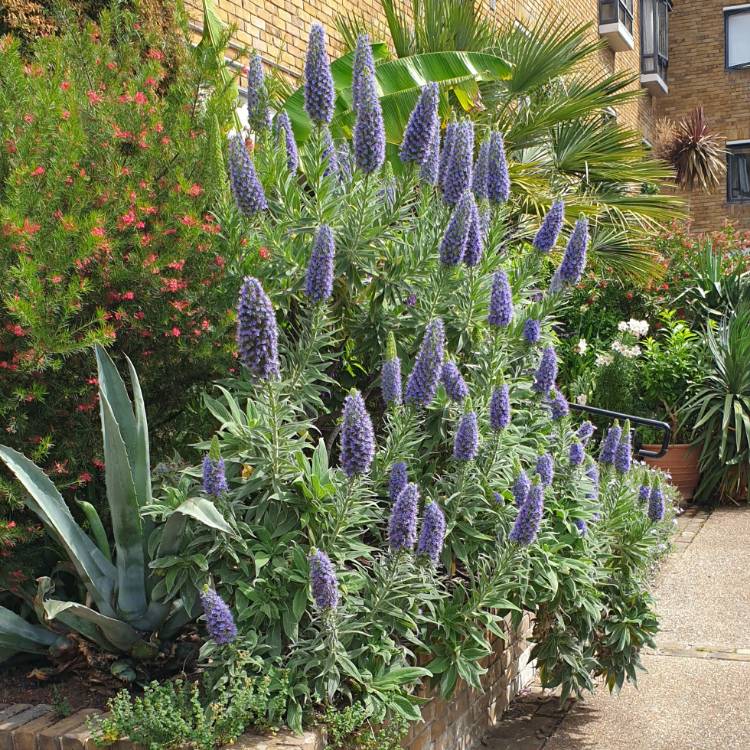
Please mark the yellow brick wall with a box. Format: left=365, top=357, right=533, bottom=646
left=655, top=0, right=750, bottom=232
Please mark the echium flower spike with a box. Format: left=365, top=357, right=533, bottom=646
left=351, top=34, right=375, bottom=113
left=200, top=589, right=237, bottom=645
left=202, top=453, right=228, bottom=497
left=389, top=461, right=408, bottom=502
left=463, top=200, right=484, bottom=267
left=523, top=319, right=541, bottom=344
left=488, top=269, right=513, bottom=327
left=639, top=484, right=651, bottom=503
left=512, top=470, right=530, bottom=506
left=389, top=482, right=419, bottom=552
left=227, top=135, right=267, bottom=216
left=305, top=225, right=335, bottom=304
left=405, top=319, right=445, bottom=407
left=237, top=277, right=280, bottom=380
left=321, top=126, right=339, bottom=177
left=532, top=346, right=558, bottom=395
left=304, top=23, right=335, bottom=125
left=381, top=331, right=403, bottom=406
left=569, top=442, right=585, bottom=467
left=340, top=389, right=375, bottom=477
left=353, top=67, right=385, bottom=174
left=489, top=385, right=511, bottom=431
left=443, top=121, right=474, bottom=206
left=438, top=121, right=457, bottom=188
left=509, top=482, right=544, bottom=546
left=420, top=122, right=440, bottom=185
left=599, top=421, right=622, bottom=466
left=309, top=550, right=339, bottom=610
left=532, top=200, right=565, bottom=252
left=400, top=83, right=439, bottom=165
left=614, top=420, right=632, bottom=474
left=453, top=409, right=479, bottom=462
left=586, top=463, right=600, bottom=500
left=417, top=502, right=446, bottom=563
left=441, top=361, right=469, bottom=402
left=439, top=191, right=474, bottom=266
left=487, top=130, right=510, bottom=204
left=648, top=485, right=665, bottom=522
left=246, top=54, right=271, bottom=132
left=557, top=217, right=589, bottom=286
left=274, top=111, right=299, bottom=173
left=574, top=518, right=588, bottom=536
left=472, top=138, right=490, bottom=200
left=577, top=421, right=595, bottom=444
left=535, top=453, right=554, bottom=487
left=547, top=388, right=569, bottom=421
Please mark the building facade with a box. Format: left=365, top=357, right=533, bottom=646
left=186, top=0, right=750, bottom=232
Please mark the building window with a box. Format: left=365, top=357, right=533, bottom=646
left=640, top=0, right=670, bottom=95
left=600, top=0, right=634, bottom=35
left=725, top=7, right=750, bottom=70
left=727, top=142, right=750, bottom=203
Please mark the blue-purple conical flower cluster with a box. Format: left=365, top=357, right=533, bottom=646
left=556, top=217, right=589, bottom=286
left=535, top=452, right=554, bottom=487
left=389, top=461, right=408, bottom=502
left=441, top=361, right=469, bottom=402
left=304, top=24, right=335, bottom=125
left=305, top=225, right=335, bottom=303
left=599, top=424, right=622, bottom=466
left=439, top=191, right=474, bottom=266
left=463, top=200, right=484, bottom=267
left=202, top=455, right=228, bottom=497
left=488, top=269, right=513, bottom=327
left=443, top=121, right=474, bottom=206
left=586, top=463, right=600, bottom=500
left=577, top=421, right=595, bottom=444
left=237, top=277, right=280, bottom=380
left=321, top=126, right=338, bottom=177
left=533, top=200, right=564, bottom=252
left=532, top=346, right=558, bottom=395
left=512, top=469, right=530, bottom=506
left=509, top=482, right=543, bottom=545
left=340, top=390, right=375, bottom=477
left=274, top=111, right=299, bottom=173
left=490, top=385, right=511, bottom=431
left=351, top=34, right=375, bottom=113
left=353, top=66, right=385, bottom=174
left=547, top=388, right=569, bottom=420
left=405, top=319, right=445, bottom=407
left=382, top=357, right=402, bottom=406
left=309, top=550, right=339, bottom=610
left=487, top=131, right=510, bottom=204
left=417, top=502, right=446, bottom=563
left=437, top=121, right=457, bottom=188
left=523, top=319, right=541, bottom=344
left=389, top=482, right=419, bottom=552
left=614, top=425, right=632, bottom=474
left=228, top=135, right=267, bottom=216
left=246, top=54, right=271, bottom=132
left=639, top=484, right=651, bottom=503
left=569, top=442, right=585, bottom=466
left=472, top=138, right=490, bottom=200
left=453, top=411, right=479, bottom=461
left=400, top=83, right=439, bottom=165
left=200, top=589, right=237, bottom=645
left=647, top=486, right=665, bottom=522
left=421, top=123, right=440, bottom=185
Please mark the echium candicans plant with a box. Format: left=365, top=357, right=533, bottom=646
left=400, top=83, right=439, bottom=165
left=304, top=23, right=335, bottom=125
left=351, top=33, right=375, bottom=113
left=246, top=53, right=272, bottom=133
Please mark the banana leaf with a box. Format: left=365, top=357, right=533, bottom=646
left=0, top=445, right=117, bottom=617
left=0, top=605, right=66, bottom=659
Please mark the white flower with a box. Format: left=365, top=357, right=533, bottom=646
left=617, top=321, right=629, bottom=332
left=576, top=394, right=588, bottom=405
left=611, top=340, right=627, bottom=355
left=595, top=353, right=614, bottom=367
left=575, top=338, right=588, bottom=355
left=627, top=318, right=649, bottom=338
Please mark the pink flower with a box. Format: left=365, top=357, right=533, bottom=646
left=134, top=91, right=147, bottom=105
left=91, top=226, right=106, bottom=238
left=87, top=90, right=104, bottom=105
left=170, top=326, right=181, bottom=337
left=61, top=111, right=70, bottom=120
left=122, top=291, right=135, bottom=300
left=31, top=166, right=45, bottom=177
left=187, top=183, right=203, bottom=197
left=60, top=81, right=71, bottom=90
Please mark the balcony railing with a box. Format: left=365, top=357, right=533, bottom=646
left=599, top=0, right=635, bottom=51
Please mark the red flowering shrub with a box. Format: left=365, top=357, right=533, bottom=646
left=0, top=8, right=239, bottom=519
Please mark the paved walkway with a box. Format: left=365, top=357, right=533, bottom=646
left=477, top=506, right=750, bottom=750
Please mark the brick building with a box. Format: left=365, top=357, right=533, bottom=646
left=185, top=0, right=750, bottom=231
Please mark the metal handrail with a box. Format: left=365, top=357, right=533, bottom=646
left=569, top=403, right=671, bottom=459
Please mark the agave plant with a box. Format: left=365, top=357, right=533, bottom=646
left=0, top=346, right=232, bottom=663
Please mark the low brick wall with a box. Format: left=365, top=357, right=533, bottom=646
left=0, top=615, right=534, bottom=750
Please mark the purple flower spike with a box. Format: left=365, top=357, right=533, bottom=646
left=247, top=54, right=271, bottom=132
left=509, top=482, right=544, bottom=545
left=200, top=589, right=237, bottom=645
left=472, top=138, right=490, bottom=200
left=639, top=484, right=651, bottom=503
left=586, top=463, right=600, bottom=500
left=305, top=225, right=335, bottom=303
left=237, top=277, right=280, bottom=380
left=569, top=442, right=585, bottom=467
left=421, top=122, right=440, bottom=186
left=381, top=357, right=402, bottom=406
left=417, top=502, right=446, bottom=563
left=533, top=200, right=565, bottom=253
left=351, top=34, right=375, bottom=113
left=615, top=424, right=632, bottom=474
left=535, top=453, right=554, bottom=487
left=353, top=67, right=385, bottom=174
left=523, top=319, right=541, bottom=344
left=463, top=199, right=484, bottom=267
left=321, top=127, right=339, bottom=177
left=228, top=135, right=267, bottom=216
left=438, top=122, right=457, bottom=188
left=489, top=385, right=511, bottom=431
left=274, top=111, right=299, bottom=173
left=647, top=486, right=665, bottom=522
left=441, top=361, right=469, bottom=403
left=340, top=390, right=375, bottom=477
left=488, top=269, right=513, bottom=327
left=389, top=461, right=408, bottom=502
left=599, top=424, right=622, bottom=466
left=443, top=121, right=474, bottom=206
left=304, top=24, right=335, bottom=125
left=512, top=470, right=530, bottom=506
left=557, top=217, right=589, bottom=286
left=532, top=346, right=558, bottom=395
left=577, top=421, right=595, bottom=444
left=453, top=411, right=479, bottom=462
left=389, top=482, right=419, bottom=552
left=487, top=131, right=510, bottom=204
left=574, top=518, right=588, bottom=536
left=202, top=455, right=228, bottom=497
left=400, top=83, right=439, bottom=165
left=439, top=191, right=474, bottom=266
left=547, top=388, right=569, bottom=421
left=309, top=550, right=339, bottom=610
left=405, top=319, right=446, bottom=407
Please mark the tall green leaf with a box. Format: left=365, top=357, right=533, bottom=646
left=0, top=605, right=66, bottom=659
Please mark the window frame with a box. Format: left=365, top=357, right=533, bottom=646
left=724, top=5, right=750, bottom=71
left=640, top=0, right=670, bottom=85
left=599, top=0, right=635, bottom=36
left=726, top=141, right=750, bottom=204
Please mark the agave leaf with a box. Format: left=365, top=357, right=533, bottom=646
left=77, top=500, right=112, bottom=562
left=0, top=445, right=116, bottom=616
left=0, top=604, right=66, bottom=657
left=95, top=346, right=138, bottom=464
left=100, top=392, right=147, bottom=624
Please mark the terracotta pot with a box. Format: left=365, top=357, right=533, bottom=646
left=642, top=443, right=701, bottom=501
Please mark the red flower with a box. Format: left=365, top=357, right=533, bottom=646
left=31, top=166, right=45, bottom=177
left=187, top=183, right=203, bottom=197
left=87, top=90, right=104, bottom=105
left=169, top=326, right=181, bottom=337
left=61, top=111, right=70, bottom=120
left=78, top=472, right=93, bottom=484
left=122, top=291, right=135, bottom=300
left=134, top=91, right=147, bottom=105
left=91, top=226, right=106, bottom=238
left=60, top=81, right=71, bottom=90
left=258, top=246, right=270, bottom=260
left=147, top=49, right=164, bottom=60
